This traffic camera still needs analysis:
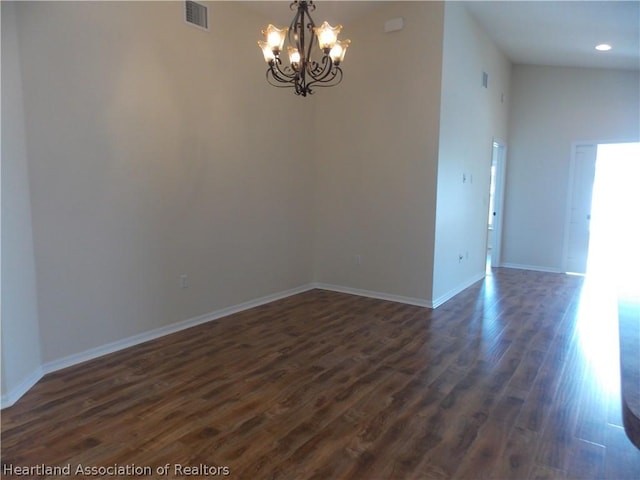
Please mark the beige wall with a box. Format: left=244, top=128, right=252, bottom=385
left=3, top=2, right=512, bottom=405
left=1, top=0, right=514, bottom=404
left=503, top=65, right=640, bottom=271
left=1, top=1, right=44, bottom=402
left=9, top=0, right=314, bottom=365
left=432, top=2, right=511, bottom=303
left=313, top=1, right=444, bottom=303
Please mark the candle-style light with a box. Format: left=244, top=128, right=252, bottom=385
left=257, top=1, right=351, bottom=96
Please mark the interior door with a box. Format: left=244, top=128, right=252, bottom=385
left=565, top=144, right=597, bottom=273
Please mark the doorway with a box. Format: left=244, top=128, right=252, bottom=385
left=486, top=141, right=506, bottom=273
left=565, top=142, right=640, bottom=296
left=565, top=144, right=597, bottom=274
left=587, top=142, right=640, bottom=297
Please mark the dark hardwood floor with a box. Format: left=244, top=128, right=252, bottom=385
left=2, top=268, right=639, bottom=479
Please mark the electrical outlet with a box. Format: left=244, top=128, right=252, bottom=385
left=355, top=255, right=362, bottom=266
left=179, top=274, right=188, bottom=289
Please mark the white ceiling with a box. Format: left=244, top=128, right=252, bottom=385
left=245, top=0, right=640, bottom=71
left=464, top=1, right=639, bottom=71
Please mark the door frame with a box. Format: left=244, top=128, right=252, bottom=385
left=562, top=142, right=596, bottom=274
left=562, top=139, right=640, bottom=274
left=489, top=140, right=507, bottom=268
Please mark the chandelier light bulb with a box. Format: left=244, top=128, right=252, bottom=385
left=329, top=39, right=350, bottom=64
left=288, top=46, right=301, bottom=67
left=263, top=24, right=287, bottom=54
left=258, top=41, right=275, bottom=63
left=315, top=21, right=342, bottom=51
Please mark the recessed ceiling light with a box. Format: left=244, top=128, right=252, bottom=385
left=595, top=43, right=612, bottom=51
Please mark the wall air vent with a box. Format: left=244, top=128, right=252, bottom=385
left=185, top=1, right=208, bottom=30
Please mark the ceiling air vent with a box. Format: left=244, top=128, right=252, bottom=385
left=185, top=1, right=208, bottom=30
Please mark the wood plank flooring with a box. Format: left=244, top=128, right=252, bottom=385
left=2, top=268, right=639, bottom=479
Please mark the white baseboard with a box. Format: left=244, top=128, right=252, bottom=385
left=42, top=284, right=316, bottom=375
left=2, top=277, right=492, bottom=409
left=430, top=272, right=486, bottom=309
left=312, top=282, right=432, bottom=308
left=2, top=284, right=315, bottom=409
left=501, top=263, right=562, bottom=274
left=1, top=366, right=44, bottom=409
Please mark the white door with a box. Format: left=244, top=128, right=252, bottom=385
left=565, top=144, right=597, bottom=273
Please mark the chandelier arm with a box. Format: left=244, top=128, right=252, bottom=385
left=266, top=76, right=297, bottom=89
left=267, top=61, right=307, bottom=91
left=304, top=15, right=316, bottom=66
left=306, top=56, right=335, bottom=83
left=288, top=3, right=302, bottom=46
left=298, top=5, right=308, bottom=66
left=266, top=73, right=294, bottom=88
left=307, top=67, right=343, bottom=89
left=294, top=69, right=307, bottom=95
left=267, top=70, right=297, bottom=89
left=268, top=58, right=301, bottom=84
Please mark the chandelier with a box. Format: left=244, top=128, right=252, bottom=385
left=258, top=1, right=351, bottom=97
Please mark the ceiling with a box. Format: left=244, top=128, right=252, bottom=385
left=245, top=1, right=640, bottom=71
left=464, top=1, right=639, bottom=71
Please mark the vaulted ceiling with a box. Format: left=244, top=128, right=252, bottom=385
left=465, top=1, right=639, bottom=71
left=245, top=1, right=640, bottom=71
